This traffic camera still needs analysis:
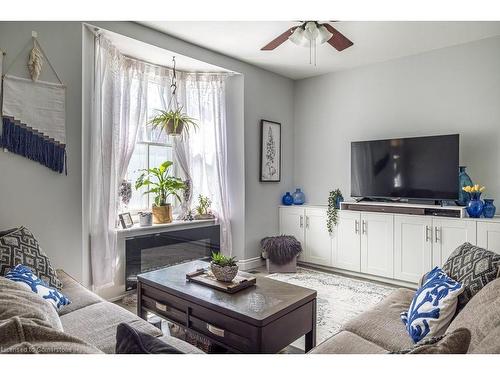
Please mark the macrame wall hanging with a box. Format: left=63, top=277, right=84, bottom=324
left=1, top=33, right=67, bottom=174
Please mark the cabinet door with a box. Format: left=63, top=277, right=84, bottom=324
left=360, top=212, right=394, bottom=278
left=394, top=215, right=433, bottom=283
left=477, top=221, right=500, bottom=254
left=279, top=207, right=305, bottom=260
left=432, top=218, right=477, bottom=266
left=335, top=211, right=361, bottom=272
left=304, top=208, right=332, bottom=266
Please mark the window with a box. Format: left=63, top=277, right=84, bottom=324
left=125, top=82, right=176, bottom=212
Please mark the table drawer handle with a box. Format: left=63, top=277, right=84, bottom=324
left=155, top=302, right=167, bottom=312
left=207, top=323, right=225, bottom=337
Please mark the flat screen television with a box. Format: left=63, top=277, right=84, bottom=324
left=351, top=134, right=459, bottom=201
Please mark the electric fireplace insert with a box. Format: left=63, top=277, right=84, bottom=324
left=125, top=224, right=220, bottom=291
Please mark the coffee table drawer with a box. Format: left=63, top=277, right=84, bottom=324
left=140, top=283, right=260, bottom=352
left=141, top=285, right=188, bottom=325
left=187, top=304, right=259, bottom=352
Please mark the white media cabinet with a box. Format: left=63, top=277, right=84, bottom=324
left=278, top=203, right=500, bottom=287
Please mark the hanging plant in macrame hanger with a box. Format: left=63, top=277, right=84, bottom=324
left=147, top=56, right=199, bottom=138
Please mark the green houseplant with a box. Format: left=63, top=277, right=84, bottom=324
left=327, top=189, right=344, bottom=234
left=135, top=161, right=186, bottom=224
left=194, top=194, right=215, bottom=220
left=148, top=107, right=199, bottom=137
left=210, top=252, right=238, bottom=282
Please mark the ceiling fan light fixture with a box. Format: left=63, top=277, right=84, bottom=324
left=304, top=22, right=319, bottom=42
left=289, top=27, right=308, bottom=46
left=317, top=25, right=333, bottom=44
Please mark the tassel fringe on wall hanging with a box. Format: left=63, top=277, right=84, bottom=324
left=1, top=35, right=67, bottom=174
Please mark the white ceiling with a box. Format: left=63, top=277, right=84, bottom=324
left=141, top=21, right=500, bottom=79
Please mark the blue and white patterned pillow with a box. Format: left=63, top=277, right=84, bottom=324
left=5, top=264, right=70, bottom=310
left=401, top=266, right=464, bottom=343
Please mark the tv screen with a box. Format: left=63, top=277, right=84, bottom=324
left=351, top=134, right=459, bottom=201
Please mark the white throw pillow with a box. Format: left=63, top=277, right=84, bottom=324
left=401, top=267, right=464, bottom=343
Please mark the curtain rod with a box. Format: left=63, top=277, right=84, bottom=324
left=87, top=24, right=235, bottom=76
left=122, top=53, right=235, bottom=76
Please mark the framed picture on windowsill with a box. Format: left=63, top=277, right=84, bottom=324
left=119, top=212, right=134, bottom=229
left=260, top=120, right=281, bottom=182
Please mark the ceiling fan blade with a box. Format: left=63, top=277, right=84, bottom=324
left=322, top=23, right=353, bottom=51
left=261, top=27, right=297, bottom=51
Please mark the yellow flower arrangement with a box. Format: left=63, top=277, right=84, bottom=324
left=462, top=184, right=486, bottom=193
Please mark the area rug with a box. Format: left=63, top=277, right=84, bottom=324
left=267, top=267, right=396, bottom=349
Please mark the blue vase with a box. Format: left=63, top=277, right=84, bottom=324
left=483, top=199, right=496, bottom=218
left=335, top=196, right=344, bottom=209
left=292, top=188, right=305, bottom=205
left=282, top=192, right=294, bottom=206
left=458, top=166, right=473, bottom=206
left=466, top=192, right=484, bottom=218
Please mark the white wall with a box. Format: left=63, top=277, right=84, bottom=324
left=293, top=36, right=500, bottom=205
left=0, top=22, right=84, bottom=280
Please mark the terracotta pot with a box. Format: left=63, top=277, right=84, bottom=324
left=152, top=204, right=173, bottom=224
left=165, top=120, right=184, bottom=136
left=210, top=263, right=239, bottom=282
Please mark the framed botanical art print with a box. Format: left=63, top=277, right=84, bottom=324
left=260, top=120, right=281, bottom=182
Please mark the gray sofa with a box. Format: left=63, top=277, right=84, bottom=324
left=0, top=270, right=202, bottom=354
left=310, top=277, right=500, bottom=354
left=56, top=270, right=203, bottom=353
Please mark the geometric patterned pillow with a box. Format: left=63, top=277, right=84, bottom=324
left=442, top=242, right=500, bottom=311
left=0, top=226, right=63, bottom=289
left=5, top=264, right=70, bottom=310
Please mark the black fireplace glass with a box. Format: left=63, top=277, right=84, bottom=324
left=125, top=224, right=220, bottom=291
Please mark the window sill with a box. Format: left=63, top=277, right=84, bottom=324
left=117, top=218, right=217, bottom=238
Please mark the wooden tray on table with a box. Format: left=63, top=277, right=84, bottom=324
left=186, top=268, right=256, bottom=294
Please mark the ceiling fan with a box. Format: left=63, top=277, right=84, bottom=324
left=261, top=21, right=353, bottom=65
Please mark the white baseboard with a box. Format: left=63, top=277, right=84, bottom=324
left=238, top=256, right=264, bottom=271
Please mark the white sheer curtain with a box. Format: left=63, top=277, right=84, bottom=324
left=184, top=74, right=232, bottom=256
left=89, top=36, right=149, bottom=289
left=90, top=37, right=233, bottom=288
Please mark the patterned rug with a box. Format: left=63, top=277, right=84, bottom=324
left=267, top=267, right=396, bottom=349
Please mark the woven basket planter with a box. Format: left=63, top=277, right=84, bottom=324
left=152, top=204, right=173, bottom=224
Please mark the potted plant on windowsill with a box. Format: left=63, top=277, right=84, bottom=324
left=210, top=252, right=239, bottom=282
left=135, top=161, right=186, bottom=224
left=148, top=108, right=199, bottom=137
left=194, top=194, right=215, bottom=220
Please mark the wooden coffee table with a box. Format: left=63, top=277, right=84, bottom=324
left=137, top=260, right=317, bottom=353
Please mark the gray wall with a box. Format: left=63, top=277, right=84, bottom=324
left=88, top=22, right=295, bottom=264
left=0, top=22, right=84, bottom=280
left=293, top=36, right=500, bottom=205
left=0, top=21, right=294, bottom=292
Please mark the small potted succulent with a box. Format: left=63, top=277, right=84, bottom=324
left=210, top=252, right=238, bottom=282
left=135, top=161, right=186, bottom=224
left=194, top=194, right=215, bottom=220
left=148, top=107, right=198, bottom=137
